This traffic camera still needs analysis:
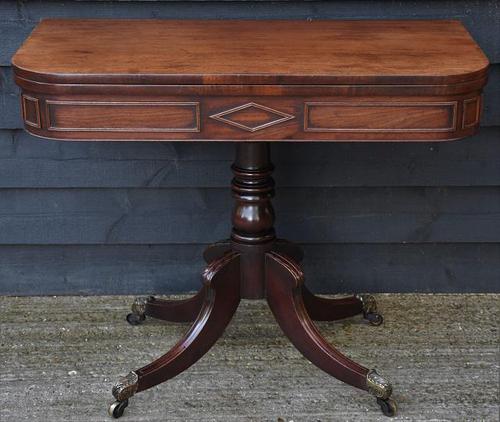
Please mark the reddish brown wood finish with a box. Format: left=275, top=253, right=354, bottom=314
left=13, top=19, right=489, bottom=417
left=14, top=92, right=486, bottom=142
left=204, top=238, right=303, bottom=263
left=302, top=287, right=364, bottom=322
left=13, top=20, right=488, bottom=142
left=144, top=289, right=205, bottom=323
left=12, top=20, right=488, bottom=85
left=265, top=251, right=369, bottom=391
left=116, top=143, right=378, bottom=414
left=135, top=252, right=241, bottom=393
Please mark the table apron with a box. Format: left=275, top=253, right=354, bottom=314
left=19, top=91, right=483, bottom=142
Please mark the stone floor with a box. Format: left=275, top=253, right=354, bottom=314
left=0, top=294, right=498, bottom=421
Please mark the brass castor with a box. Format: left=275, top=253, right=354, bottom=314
left=377, top=397, right=397, bottom=417
left=126, top=312, right=145, bottom=325
left=108, top=399, right=129, bottom=419
left=126, top=296, right=151, bottom=325
left=357, top=295, right=384, bottom=326
left=364, top=312, right=384, bottom=326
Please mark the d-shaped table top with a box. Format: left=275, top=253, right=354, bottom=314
left=13, top=19, right=489, bottom=142
left=13, top=19, right=489, bottom=85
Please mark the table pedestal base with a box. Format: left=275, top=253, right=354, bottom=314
left=108, top=143, right=396, bottom=418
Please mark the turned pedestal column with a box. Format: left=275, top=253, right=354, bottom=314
left=113, top=142, right=394, bottom=419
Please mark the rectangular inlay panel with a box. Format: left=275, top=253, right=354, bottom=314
left=22, top=95, right=41, bottom=128
left=45, top=101, right=200, bottom=132
left=304, top=102, right=457, bottom=132
left=462, top=97, right=481, bottom=128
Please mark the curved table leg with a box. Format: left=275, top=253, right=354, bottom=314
left=302, top=287, right=383, bottom=326
left=265, top=251, right=396, bottom=417
left=109, top=252, right=241, bottom=418
left=302, top=287, right=364, bottom=321
left=126, top=289, right=206, bottom=324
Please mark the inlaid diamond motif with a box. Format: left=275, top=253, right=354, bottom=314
left=210, top=102, right=295, bottom=132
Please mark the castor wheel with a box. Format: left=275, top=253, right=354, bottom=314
left=108, top=399, right=129, bottom=419
left=365, top=312, right=384, bottom=326
left=126, top=313, right=145, bottom=325
left=377, top=397, right=397, bottom=417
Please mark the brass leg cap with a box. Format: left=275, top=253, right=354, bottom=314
left=112, top=371, right=139, bottom=402
left=366, top=369, right=393, bottom=400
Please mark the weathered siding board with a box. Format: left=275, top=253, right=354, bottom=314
left=0, top=20, right=32, bottom=68
left=0, top=0, right=498, bottom=294
left=1, top=1, right=499, bottom=65
left=1, top=127, right=500, bottom=188
left=1, top=64, right=499, bottom=128
left=0, top=243, right=498, bottom=295
left=0, top=67, right=19, bottom=129
left=0, top=187, right=498, bottom=244
left=483, top=64, right=500, bottom=126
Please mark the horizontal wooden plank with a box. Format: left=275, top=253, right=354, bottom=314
left=1, top=1, right=499, bottom=65
left=1, top=64, right=499, bottom=128
left=0, top=19, right=33, bottom=68
left=0, top=187, right=498, bottom=244
left=0, top=127, right=499, bottom=188
left=0, top=66, right=21, bottom=129
left=0, top=243, right=497, bottom=295
left=482, top=63, right=500, bottom=126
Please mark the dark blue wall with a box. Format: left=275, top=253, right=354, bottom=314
left=0, top=1, right=499, bottom=295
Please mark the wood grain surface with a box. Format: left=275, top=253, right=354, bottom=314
left=1, top=127, right=499, bottom=187
left=12, top=20, right=489, bottom=142
left=0, top=186, right=498, bottom=244
left=12, top=19, right=489, bottom=85
left=1, top=243, right=498, bottom=295
left=2, top=1, right=500, bottom=67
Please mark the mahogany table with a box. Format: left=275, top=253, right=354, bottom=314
left=12, top=19, right=488, bottom=418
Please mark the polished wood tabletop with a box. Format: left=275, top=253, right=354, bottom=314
left=13, top=19, right=488, bottom=85
left=13, top=19, right=489, bottom=142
